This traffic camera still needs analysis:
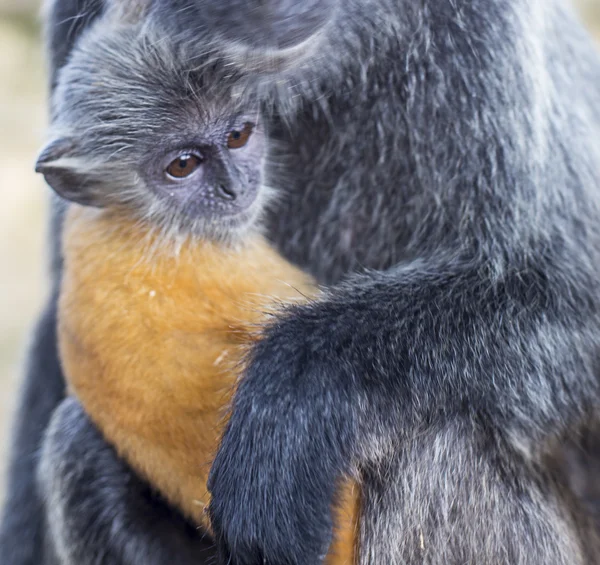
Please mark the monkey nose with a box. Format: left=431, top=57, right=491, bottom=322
left=217, top=184, right=237, bottom=201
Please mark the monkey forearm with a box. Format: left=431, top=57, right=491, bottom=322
left=207, top=259, right=599, bottom=563
left=38, top=398, right=216, bottom=565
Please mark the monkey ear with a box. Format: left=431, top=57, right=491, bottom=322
left=35, top=138, right=73, bottom=171
left=35, top=139, right=103, bottom=208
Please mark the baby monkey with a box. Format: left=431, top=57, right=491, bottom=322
left=35, top=7, right=358, bottom=564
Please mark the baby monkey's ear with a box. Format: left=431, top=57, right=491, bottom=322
left=36, top=138, right=104, bottom=208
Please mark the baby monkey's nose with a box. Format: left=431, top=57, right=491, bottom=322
left=217, top=184, right=237, bottom=201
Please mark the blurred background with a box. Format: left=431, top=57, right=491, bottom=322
left=0, top=0, right=599, bottom=508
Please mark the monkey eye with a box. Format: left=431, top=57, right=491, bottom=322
left=165, top=153, right=202, bottom=179
left=227, top=123, right=254, bottom=149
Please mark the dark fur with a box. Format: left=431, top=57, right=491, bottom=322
left=39, top=398, right=216, bottom=564
left=3, top=0, right=600, bottom=563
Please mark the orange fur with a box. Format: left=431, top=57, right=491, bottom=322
left=58, top=205, right=359, bottom=564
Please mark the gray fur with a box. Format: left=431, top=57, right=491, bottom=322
left=360, top=420, right=588, bottom=565
left=3, top=0, right=600, bottom=563
left=201, top=0, right=600, bottom=562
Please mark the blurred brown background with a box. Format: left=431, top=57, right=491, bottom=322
left=0, top=0, right=599, bottom=508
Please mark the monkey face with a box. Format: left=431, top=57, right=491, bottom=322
left=35, top=19, right=272, bottom=243
left=142, top=115, right=266, bottom=223
left=37, top=113, right=267, bottom=241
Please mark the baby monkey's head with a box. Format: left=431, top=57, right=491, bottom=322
left=36, top=18, right=268, bottom=242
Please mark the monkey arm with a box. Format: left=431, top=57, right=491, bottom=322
left=207, top=257, right=600, bottom=564
left=38, top=397, right=217, bottom=565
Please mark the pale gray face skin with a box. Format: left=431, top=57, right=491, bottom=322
left=143, top=116, right=263, bottom=219
left=35, top=18, right=268, bottom=243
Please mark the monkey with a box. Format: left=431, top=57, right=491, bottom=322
left=33, top=8, right=358, bottom=564
left=2, top=0, right=600, bottom=564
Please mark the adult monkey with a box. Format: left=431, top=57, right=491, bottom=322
left=2, top=0, right=600, bottom=564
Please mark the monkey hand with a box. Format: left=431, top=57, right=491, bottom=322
left=208, top=298, right=360, bottom=565
left=155, top=0, right=339, bottom=51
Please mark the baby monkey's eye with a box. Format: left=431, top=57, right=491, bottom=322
left=227, top=123, right=254, bottom=149
left=166, top=153, right=202, bottom=179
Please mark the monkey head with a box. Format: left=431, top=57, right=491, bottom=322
left=36, top=19, right=269, bottom=244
